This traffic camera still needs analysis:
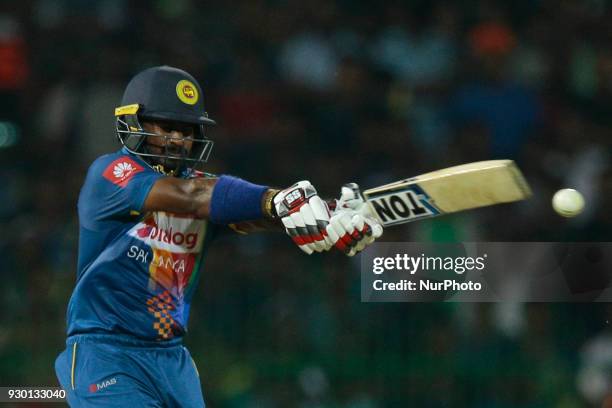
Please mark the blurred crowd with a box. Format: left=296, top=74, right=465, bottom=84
left=0, top=0, right=611, bottom=406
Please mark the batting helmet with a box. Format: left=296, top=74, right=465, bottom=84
left=115, top=66, right=216, bottom=175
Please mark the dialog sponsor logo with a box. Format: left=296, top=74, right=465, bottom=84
left=136, top=225, right=198, bottom=250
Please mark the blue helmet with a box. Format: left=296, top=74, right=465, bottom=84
left=115, top=66, right=216, bottom=175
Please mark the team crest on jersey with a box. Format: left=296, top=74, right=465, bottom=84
left=103, top=157, right=144, bottom=187
left=176, top=80, right=199, bottom=105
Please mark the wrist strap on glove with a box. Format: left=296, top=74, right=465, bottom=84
left=262, top=189, right=280, bottom=219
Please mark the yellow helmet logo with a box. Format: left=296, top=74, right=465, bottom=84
left=176, top=80, right=199, bottom=105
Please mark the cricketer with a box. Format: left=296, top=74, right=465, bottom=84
left=54, top=66, right=383, bottom=407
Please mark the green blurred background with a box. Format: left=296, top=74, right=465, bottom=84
left=0, top=0, right=611, bottom=406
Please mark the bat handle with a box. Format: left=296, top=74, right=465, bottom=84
left=341, top=183, right=363, bottom=201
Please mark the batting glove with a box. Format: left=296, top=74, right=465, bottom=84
left=327, top=183, right=384, bottom=256
left=274, top=181, right=332, bottom=255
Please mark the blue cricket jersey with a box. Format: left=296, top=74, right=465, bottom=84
left=67, top=149, right=212, bottom=341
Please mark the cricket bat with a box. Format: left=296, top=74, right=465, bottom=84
left=362, top=160, right=532, bottom=227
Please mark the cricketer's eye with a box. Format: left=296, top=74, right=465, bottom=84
left=160, top=122, right=194, bottom=136
left=181, top=127, right=195, bottom=136
left=160, top=124, right=175, bottom=133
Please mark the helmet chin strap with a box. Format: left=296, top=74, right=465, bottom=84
left=142, top=140, right=189, bottom=176
left=151, top=164, right=177, bottom=176
left=145, top=154, right=183, bottom=176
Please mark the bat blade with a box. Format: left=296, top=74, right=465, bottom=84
left=363, top=160, right=532, bottom=227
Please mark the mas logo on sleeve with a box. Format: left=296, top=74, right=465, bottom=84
left=103, top=157, right=144, bottom=187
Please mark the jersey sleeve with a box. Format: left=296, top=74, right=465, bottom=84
left=78, top=154, right=164, bottom=230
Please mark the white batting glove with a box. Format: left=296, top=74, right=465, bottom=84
left=327, top=183, right=384, bottom=256
left=274, top=181, right=332, bottom=255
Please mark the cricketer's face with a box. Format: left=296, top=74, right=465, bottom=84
left=142, top=120, right=196, bottom=173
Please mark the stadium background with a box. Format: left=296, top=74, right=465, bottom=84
left=1, top=0, right=611, bottom=406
